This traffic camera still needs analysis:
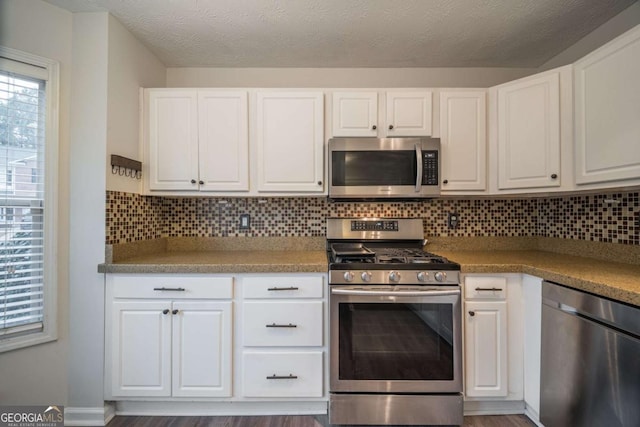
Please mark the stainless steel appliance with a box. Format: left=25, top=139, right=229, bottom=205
left=328, top=137, right=440, bottom=199
left=327, top=218, right=463, bottom=426
left=541, top=281, right=640, bottom=427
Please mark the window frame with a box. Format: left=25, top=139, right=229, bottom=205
left=0, top=46, right=59, bottom=353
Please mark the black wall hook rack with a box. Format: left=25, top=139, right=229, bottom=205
left=111, top=154, right=142, bottom=179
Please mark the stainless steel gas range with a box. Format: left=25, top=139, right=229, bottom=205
left=327, top=218, right=463, bottom=426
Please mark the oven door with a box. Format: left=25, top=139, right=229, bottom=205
left=330, top=285, right=462, bottom=394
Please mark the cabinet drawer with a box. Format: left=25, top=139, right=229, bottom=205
left=242, top=276, right=324, bottom=299
left=465, top=276, right=507, bottom=299
left=242, top=351, right=323, bottom=397
left=243, top=301, right=323, bottom=347
left=110, top=275, right=233, bottom=299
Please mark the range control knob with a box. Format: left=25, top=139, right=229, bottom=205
left=434, top=271, right=447, bottom=282
left=417, top=271, right=429, bottom=282
left=343, top=271, right=354, bottom=282
left=361, top=271, right=372, bottom=282
left=389, top=271, right=401, bottom=283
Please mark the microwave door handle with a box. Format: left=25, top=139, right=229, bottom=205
left=415, top=143, right=422, bottom=192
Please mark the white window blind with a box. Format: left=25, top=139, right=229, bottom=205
left=0, top=64, right=47, bottom=339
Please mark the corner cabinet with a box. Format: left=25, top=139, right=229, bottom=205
left=574, top=24, right=640, bottom=186
left=105, top=275, right=233, bottom=399
left=145, top=89, right=249, bottom=192
left=256, top=92, right=325, bottom=193
left=332, top=90, right=432, bottom=137
left=439, top=90, right=487, bottom=192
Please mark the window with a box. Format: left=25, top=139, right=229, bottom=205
left=0, top=47, right=58, bottom=352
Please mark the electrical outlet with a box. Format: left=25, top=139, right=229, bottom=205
left=239, top=213, right=250, bottom=230
left=448, top=212, right=459, bottom=229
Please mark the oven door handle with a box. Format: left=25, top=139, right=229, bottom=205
left=415, top=143, right=423, bottom=192
left=331, top=288, right=460, bottom=297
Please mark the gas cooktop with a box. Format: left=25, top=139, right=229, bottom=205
left=327, top=218, right=460, bottom=285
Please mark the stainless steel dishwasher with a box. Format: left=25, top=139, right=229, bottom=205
left=540, top=281, right=640, bottom=427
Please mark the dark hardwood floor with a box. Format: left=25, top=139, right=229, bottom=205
left=107, top=414, right=536, bottom=427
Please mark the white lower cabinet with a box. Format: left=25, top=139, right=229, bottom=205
left=105, top=273, right=327, bottom=408
left=107, top=276, right=233, bottom=398
left=240, top=274, right=326, bottom=399
left=462, top=274, right=525, bottom=413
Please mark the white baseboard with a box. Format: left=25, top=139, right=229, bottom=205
left=64, top=403, right=114, bottom=426
left=463, top=399, right=526, bottom=416
left=524, top=405, right=544, bottom=426
left=115, top=400, right=328, bottom=417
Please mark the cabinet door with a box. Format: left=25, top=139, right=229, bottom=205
left=198, top=91, right=249, bottom=192
left=111, top=300, right=172, bottom=397
left=386, top=91, right=432, bottom=136
left=172, top=301, right=233, bottom=397
left=574, top=26, right=640, bottom=185
left=464, top=300, right=508, bottom=397
left=148, top=90, right=199, bottom=191
left=496, top=72, right=561, bottom=190
left=332, top=91, right=378, bottom=137
left=256, top=92, right=324, bottom=192
left=440, top=91, right=486, bottom=191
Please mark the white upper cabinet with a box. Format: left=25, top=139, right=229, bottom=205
left=148, top=90, right=199, bottom=191
left=439, top=90, right=487, bottom=192
left=146, top=89, right=249, bottom=193
left=332, top=91, right=378, bottom=137
left=385, top=91, right=433, bottom=136
left=197, top=91, right=249, bottom=192
left=256, top=92, right=325, bottom=193
left=332, top=91, right=432, bottom=137
left=574, top=25, right=640, bottom=186
left=494, top=70, right=562, bottom=190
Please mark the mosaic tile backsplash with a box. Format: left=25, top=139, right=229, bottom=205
left=105, top=191, right=639, bottom=246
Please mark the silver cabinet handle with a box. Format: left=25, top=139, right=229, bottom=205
left=267, top=286, right=299, bottom=291
left=266, top=374, right=298, bottom=380
left=153, top=287, right=185, bottom=291
left=475, top=287, right=503, bottom=292
left=266, top=323, right=297, bottom=328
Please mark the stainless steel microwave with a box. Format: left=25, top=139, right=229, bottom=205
left=328, top=137, right=441, bottom=199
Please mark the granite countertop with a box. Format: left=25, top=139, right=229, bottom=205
left=433, top=250, right=640, bottom=307
left=98, top=250, right=328, bottom=274
left=99, top=237, right=640, bottom=306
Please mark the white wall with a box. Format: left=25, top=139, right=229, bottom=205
left=539, top=2, right=640, bottom=70
left=166, top=67, right=537, bottom=88
left=68, top=11, right=109, bottom=411
left=106, top=14, right=166, bottom=194
left=0, top=0, right=71, bottom=406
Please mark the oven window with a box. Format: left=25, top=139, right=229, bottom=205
left=338, top=302, right=454, bottom=381
left=331, top=151, right=417, bottom=186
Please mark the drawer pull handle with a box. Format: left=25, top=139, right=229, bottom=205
left=267, top=286, right=299, bottom=291
left=469, top=311, right=475, bottom=317
left=172, top=309, right=179, bottom=315
left=162, top=309, right=170, bottom=315
left=153, top=287, right=186, bottom=292
left=266, top=374, right=298, bottom=380
left=266, top=323, right=297, bottom=328
left=475, top=287, right=503, bottom=292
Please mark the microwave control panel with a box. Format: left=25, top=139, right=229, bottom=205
left=422, top=151, right=439, bottom=186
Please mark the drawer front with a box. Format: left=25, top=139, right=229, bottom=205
left=242, top=276, right=324, bottom=299
left=243, top=301, right=323, bottom=347
left=110, top=275, right=233, bottom=299
left=242, top=351, right=323, bottom=397
left=465, top=276, right=507, bottom=299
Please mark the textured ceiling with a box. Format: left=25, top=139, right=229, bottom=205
left=44, top=0, right=637, bottom=68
